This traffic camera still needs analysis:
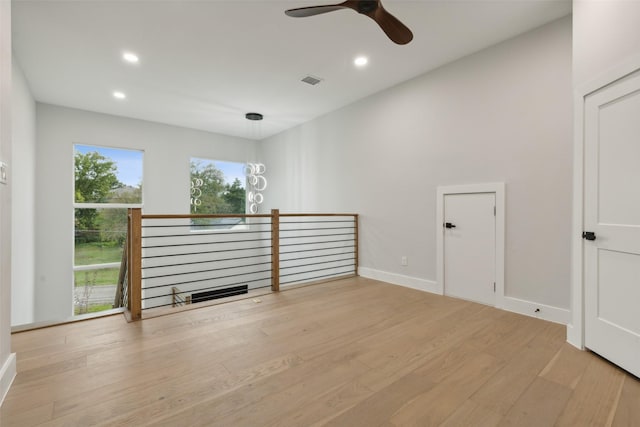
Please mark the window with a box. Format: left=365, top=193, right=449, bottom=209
left=190, top=158, right=246, bottom=229
left=73, top=144, right=143, bottom=315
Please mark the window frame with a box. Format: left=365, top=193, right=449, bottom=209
left=72, top=143, right=144, bottom=315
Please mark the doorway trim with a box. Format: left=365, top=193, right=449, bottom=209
left=436, top=183, right=505, bottom=308
left=569, top=53, right=640, bottom=350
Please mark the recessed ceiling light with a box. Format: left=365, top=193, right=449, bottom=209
left=113, top=91, right=126, bottom=100
left=354, top=56, right=368, bottom=67
left=122, top=52, right=139, bottom=64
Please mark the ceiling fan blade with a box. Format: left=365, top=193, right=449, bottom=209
left=371, top=6, right=413, bottom=45
left=285, top=0, right=413, bottom=45
left=285, top=4, right=348, bottom=18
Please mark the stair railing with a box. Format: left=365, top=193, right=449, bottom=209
left=121, top=208, right=358, bottom=321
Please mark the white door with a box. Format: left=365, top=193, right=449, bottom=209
left=443, top=192, right=496, bottom=306
left=584, top=68, right=640, bottom=378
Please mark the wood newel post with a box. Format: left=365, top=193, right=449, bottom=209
left=354, top=214, right=359, bottom=275
left=271, top=209, right=280, bottom=292
left=128, top=208, right=142, bottom=320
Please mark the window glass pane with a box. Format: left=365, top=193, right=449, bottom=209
left=74, top=267, right=119, bottom=315
left=190, top=159, right=246, bottom=229
left=74, top=208, right=127, bottom=265
left=74, top=144, right=143, bottom=204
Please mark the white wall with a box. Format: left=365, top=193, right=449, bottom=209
left=569, top=1, right=640, bottom=346
left=11, top=58, right=36, bottom=326
left=260, top=17, right=573, bottom=312
left=35, top=104, right=259, bottom=322
left=573, top=0, right=640, bottom=89
left=0, top=0, right=16, bottom=405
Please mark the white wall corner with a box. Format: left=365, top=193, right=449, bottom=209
left=502, top=296, right=570, bottom=325
left=0, top=352, right=16, bottom=406
left=566, top=324, right=583, bottom=350
left=358, top=267, right=438, bottom=294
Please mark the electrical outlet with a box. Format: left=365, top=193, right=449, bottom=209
left=0, top=161, right=6, bottom=185
left=401, top=256, right=408, bottom=266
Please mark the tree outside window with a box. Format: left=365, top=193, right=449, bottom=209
left=190, top=158, right=246, bottom=229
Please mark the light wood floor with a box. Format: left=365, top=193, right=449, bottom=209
left=1, top=277, right=639, bottom=426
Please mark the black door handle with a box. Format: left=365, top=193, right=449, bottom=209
left=445, top=222, right=456, bottom=229
left=582, top=231, right=596, bottom=241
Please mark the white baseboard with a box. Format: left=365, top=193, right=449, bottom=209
left=502, top=296, right=570, bottom=325
left=358, top=267, right=438, bottom=294
left=359, top=267, right=570, bottom=326
left=0, top=353, right=16, bottom=406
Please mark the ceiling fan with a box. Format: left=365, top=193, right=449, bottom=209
left=285, top=0, right=413, bottom=45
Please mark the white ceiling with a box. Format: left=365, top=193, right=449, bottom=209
left=12, top=0, right=571, bottom=140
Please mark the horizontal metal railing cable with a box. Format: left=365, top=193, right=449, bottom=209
left=279, top=245, right=356, bottom=255
left=143, top=221, right=272, bottom=228
left=125, top=209, right=358, bottom=319
left=280, top=226, right=355, bottom=232
left=143, top=253, right=273, bottom=270
left=279, top=238, right=355, bottom=248
left=279, top=262, right=356, bottom=277
left=139, top=214, right=273, bottom=311
left=279, top=233, right=355, bottom=240
left=142, top=237, right=272, bottom=249
left=150, top=277, right=273, bottom=295
left=277, top=216, right=357, bottom=288
left=142, top=230, right=272, bottom=236
left=280, top=250, right=355, bottom=262
left=142, top=245, right=273, bottom=260
left=147, top=278, right=273, bottom=303
left=279, top=258, right=356, bottom=272
left=280, top=268, right=356, bottom=286
left=142, top=260, right=273, bottom=280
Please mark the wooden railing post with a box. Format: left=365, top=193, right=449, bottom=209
left=354, top=214, right=359, bottom=275
left=271, top=209, right=280, bottom=292
left=128, top=208, right=142, bottom=320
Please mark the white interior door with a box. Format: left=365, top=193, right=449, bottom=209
left=584, top=68, right=640, bottom=378
left=444, top=192, right=495, bottom=306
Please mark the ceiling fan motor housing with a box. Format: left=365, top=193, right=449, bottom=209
left=357, top=1, right=379, bottom=14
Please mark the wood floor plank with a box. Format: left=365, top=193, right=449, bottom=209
left=1, top=277, right=637, bottom=427
left=554, top=354, right=626, bottom=426
left=6, top=334, right=233, bottom=415
left=148, top=353, right=369, bottom=427
left=271, top=379, right=375, bottom=427
left=482, top=313, right=553, bottom=362
left=498, top=377, right=572, bottom=426
left=469, top=322, right=565, bottom=415
left=440, top=400, right=503, bottom=427
left=611, top=376, right=640, bottom=427
left=538, top=343, right=592, bottom=389
left=214, top=359, right=371, bottom=426
left=52, top=354, right=300, bottom=426
left=389, top=353, right=504, bottom=426
left=0, top=401, right=53, bottom=427
left=321, top=370, right=438, bottom=427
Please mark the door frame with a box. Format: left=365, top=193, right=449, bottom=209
left=569, top=53, right=640, bottom=350
left=436, top=183, right=505, bottom=308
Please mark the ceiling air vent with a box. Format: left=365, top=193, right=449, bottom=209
left=301, top=75, right=322, bottom=86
